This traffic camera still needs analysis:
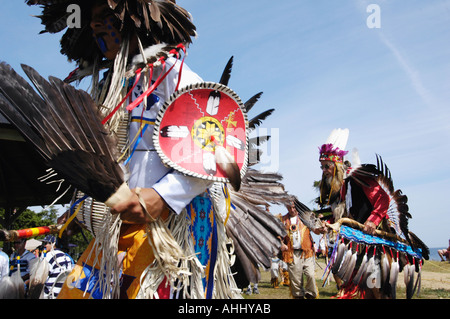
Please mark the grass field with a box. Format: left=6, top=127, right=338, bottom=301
left=241, top=258, right=450, bottom=299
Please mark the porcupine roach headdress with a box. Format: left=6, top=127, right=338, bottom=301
left=26, top=0, right=196, bottom=68
left=27, top=0, right=198, bottom=133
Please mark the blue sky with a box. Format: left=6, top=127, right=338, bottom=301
left=1, top=1, right=449, bottom=248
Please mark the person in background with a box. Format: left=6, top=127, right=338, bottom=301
left=41, top=235, right=73, bottom=299
left=9, top=238, right=36, bottom=292
left=438, top=239, right=450, bottom=262
left=270, top=251, right=281, bottom=289
left=0, top=247, right=9, bottom=281
left=280, top=199, right=322, bottom=299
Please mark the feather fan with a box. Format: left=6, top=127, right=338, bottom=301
left=0, top=62, right=126, bottom=204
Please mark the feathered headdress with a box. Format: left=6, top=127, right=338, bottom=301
left=26, top=0, right=196, bottom=66
left=319, top=128, right=349, bottom=163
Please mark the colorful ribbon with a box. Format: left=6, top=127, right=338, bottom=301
left=101, top=68, right=142, bottom=125
left=58, top=195, right=88, bottom=238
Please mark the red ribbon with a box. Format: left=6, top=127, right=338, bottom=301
left=102, top=68, right=142, bottom=125
left=102, top=44, right=187, bottom=123
left=126, top=58, right=174, bottom=112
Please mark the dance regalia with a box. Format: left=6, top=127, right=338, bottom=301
left=56, top=47, right=252, bottom=298
left=0, top=0, right=289, bottom=299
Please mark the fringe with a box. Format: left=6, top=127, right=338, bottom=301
left=211, top=215, right=242, bottom=299
left=136, top=201, right=242, bottom=299
left=136, top=211, right=198, bottom=299
left=71, top=198, right=122, bottom=299
left=210, top=184, right=243, bottom=299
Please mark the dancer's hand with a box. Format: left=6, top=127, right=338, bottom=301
left=363, top=220, right=377, bottom=235
left=110, top=188, right=169, bottom=224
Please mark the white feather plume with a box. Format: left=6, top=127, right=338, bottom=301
left=325, top=128, right=349, bottom=151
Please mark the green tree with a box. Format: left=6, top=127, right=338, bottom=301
left=10, top=207, right=58, bottom=230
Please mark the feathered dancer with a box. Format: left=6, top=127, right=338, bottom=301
left=21, top=0, right=288, bottom=299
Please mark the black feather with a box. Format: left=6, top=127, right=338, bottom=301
left=248, top=109, right=275, bottom=130
left=244, top=92, right=263, bottom=113
left=219, top=56, right=233, bottom=86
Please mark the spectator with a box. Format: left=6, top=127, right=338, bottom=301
left=438, top=239, right=450, bottom=262
left=9, top=238, right=36, bottom=284
left=280, top=199, right=323, bottom=299
left=41, top=235, right=73, bottom=299
left=270, top=252, right=281, bottom=289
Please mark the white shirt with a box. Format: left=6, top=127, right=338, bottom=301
left=127, top=57, right=212, bottom=214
